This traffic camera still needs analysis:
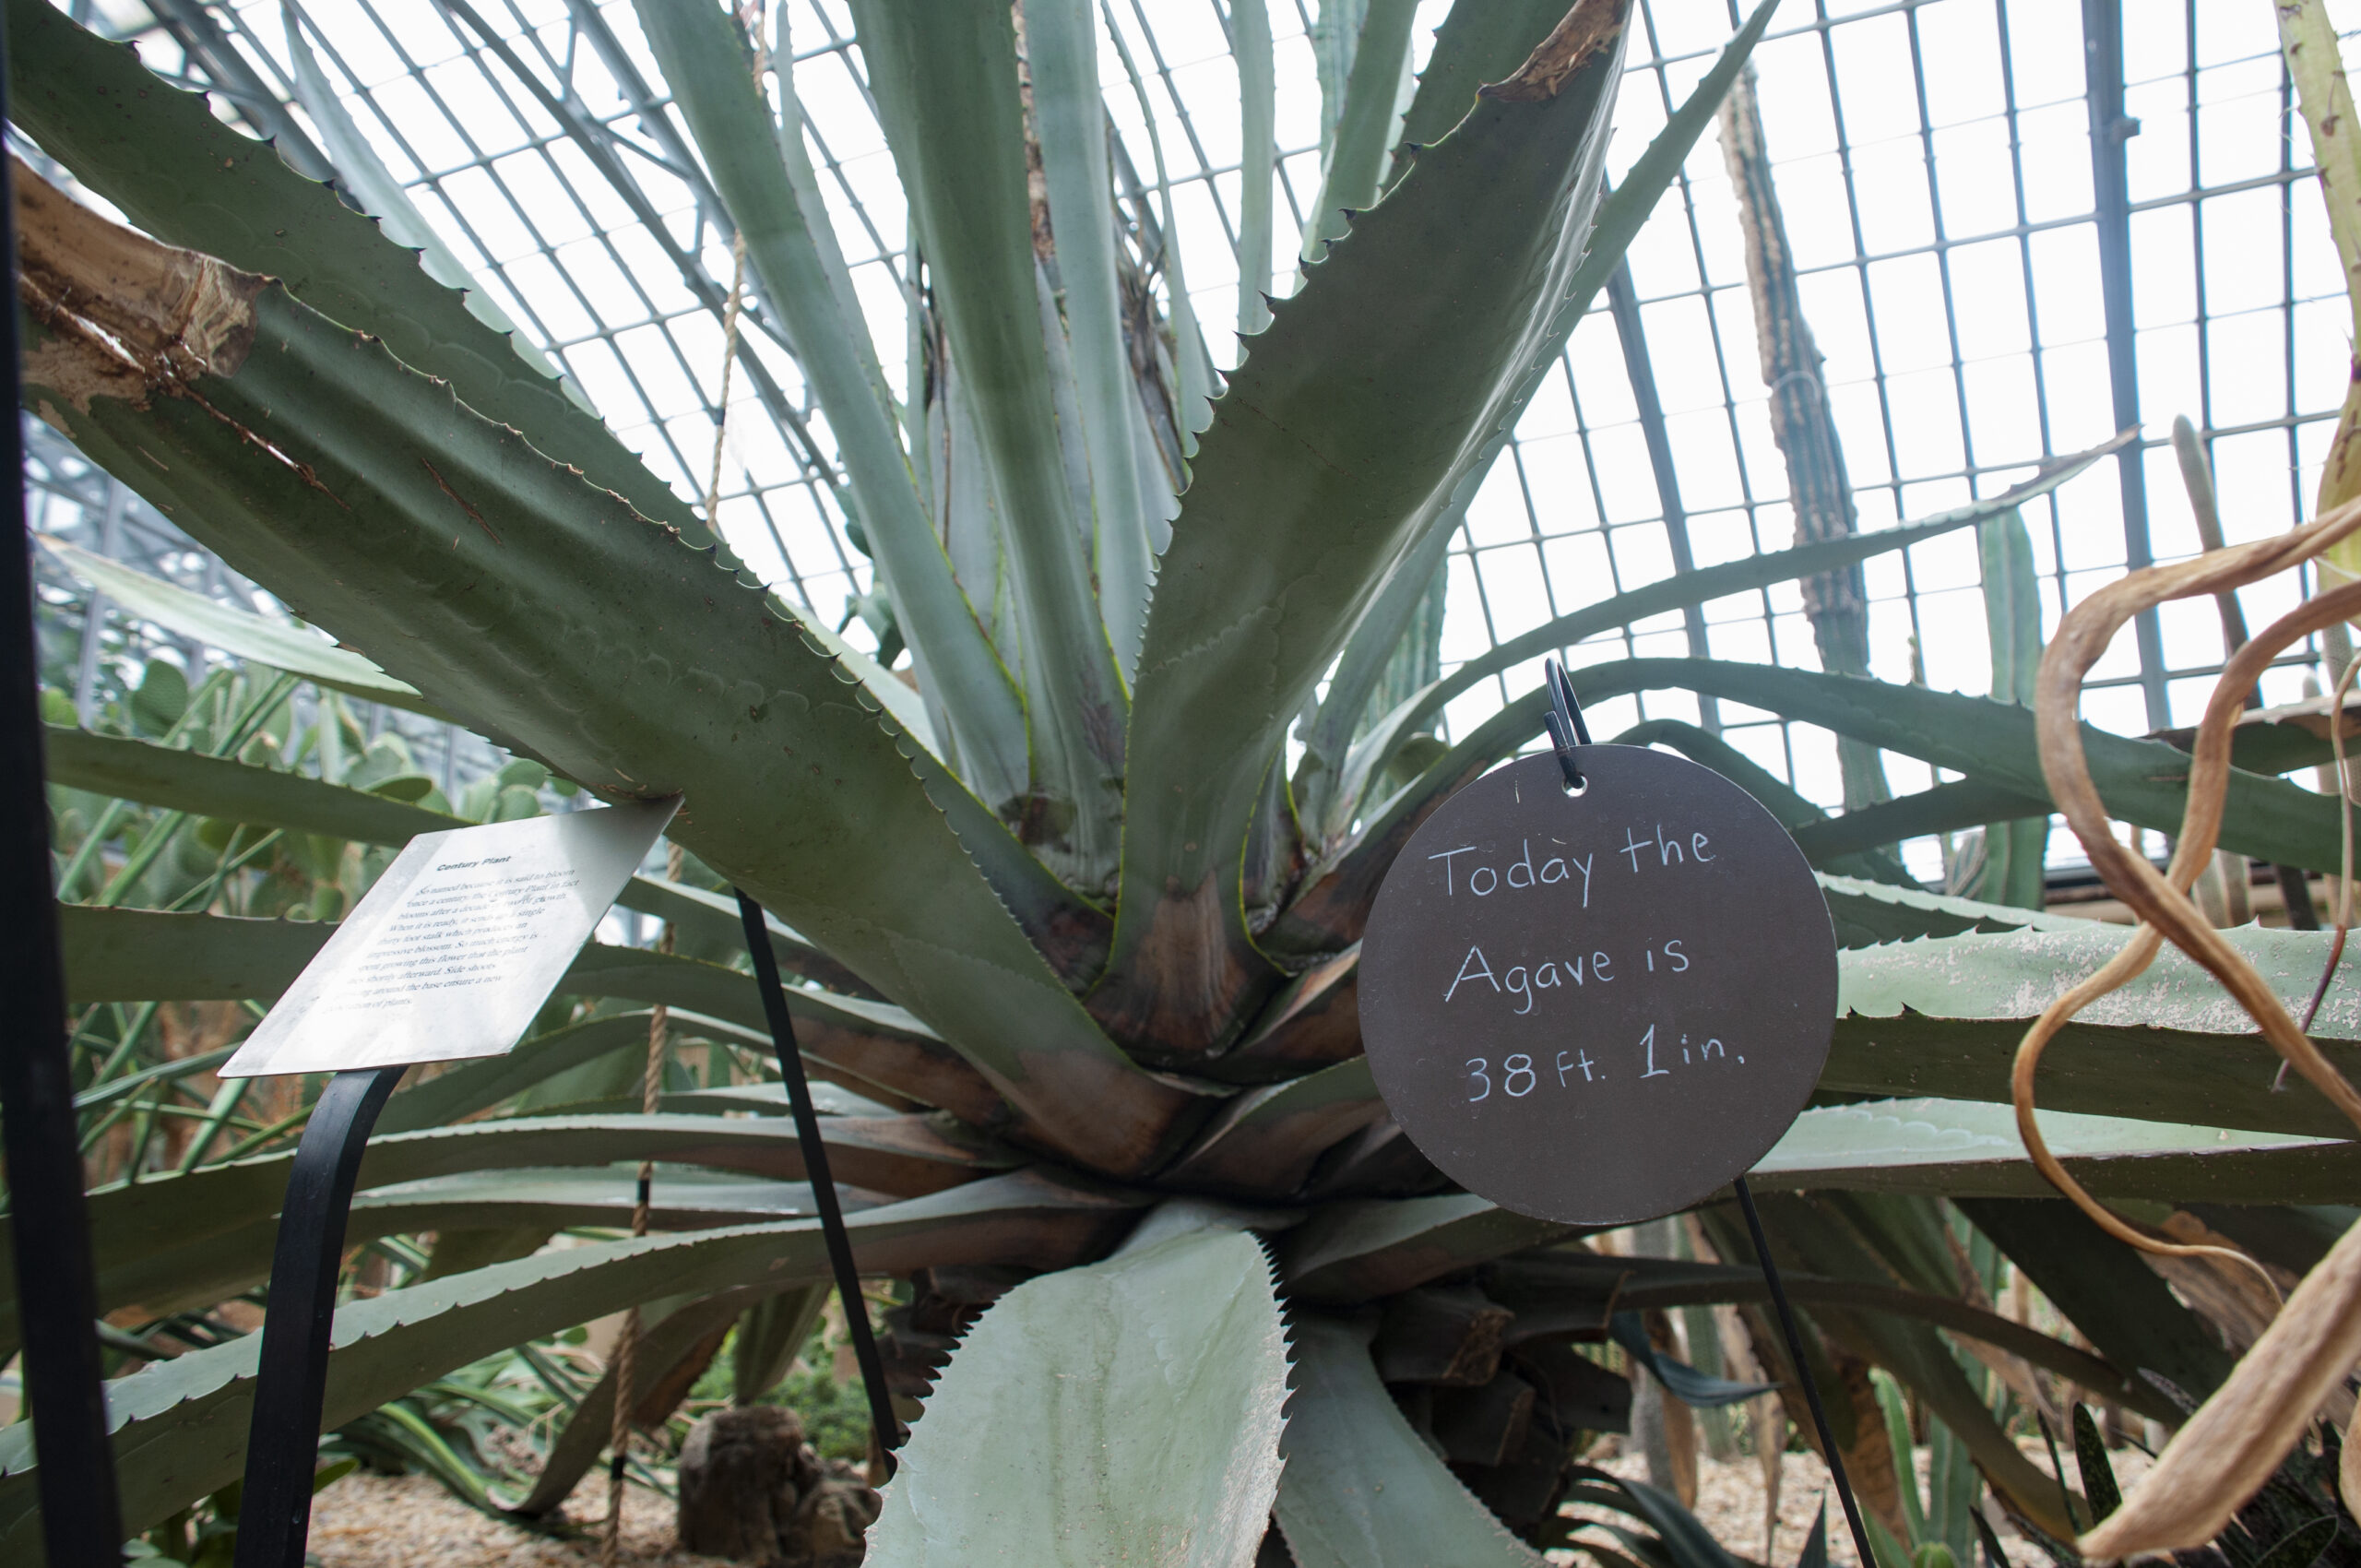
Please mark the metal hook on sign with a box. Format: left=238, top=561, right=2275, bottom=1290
left=1542, top=657, right=1591, bottom=790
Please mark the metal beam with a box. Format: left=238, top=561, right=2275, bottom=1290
left=145, top=0, right=336, bottom=183
left=431, top=0, right=848, bottom=508
left=1606, top=262, right=1720, bottom=731
left=2082, top=0, right=2170, bottom=730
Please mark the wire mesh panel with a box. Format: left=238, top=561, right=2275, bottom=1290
left=25, top=0, right=2361, bottom=885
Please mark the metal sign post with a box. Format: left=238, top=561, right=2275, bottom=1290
left=734, top=889, right=901, bottom=1474
left=0, top=12, right=129, bottom=1562
left=223, top=801, right=677, bottom=1567
left=1732, top=1172, right=1878, bottom=1568
left=233, top=1065, right=407, bottom=1568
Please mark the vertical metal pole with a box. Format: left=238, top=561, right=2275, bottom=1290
left=234, top=1065, right=406, bottom=1568
left=734, top=889, right=900, bottom=1474
left=0, top=11, right=130, bottom=1557
left=2082, top=0, right=2170, bottom=731
left=1607, top=263, right=1721, bottom=733
left=1734, top=1177, right=1878, bottom=1568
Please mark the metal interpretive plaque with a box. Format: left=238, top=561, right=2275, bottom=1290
left=1359, top=746, right=1838, bottom=1226
left=220, top=796, right=679, bottom=1078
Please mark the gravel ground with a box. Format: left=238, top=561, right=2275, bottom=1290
left=310, top=1442, right=2149, bottom=1566
left=307, top=1473, right=726, bottom=1568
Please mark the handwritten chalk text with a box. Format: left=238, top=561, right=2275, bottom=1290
left=1463, top=1021, right=1744, bottom=1103
left=1443, top=939, right=1689, bottom=1015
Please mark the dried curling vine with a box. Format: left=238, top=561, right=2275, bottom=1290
left=2018, top=497, right=2361, bottom=1559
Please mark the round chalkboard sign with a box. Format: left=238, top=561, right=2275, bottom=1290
left=1358, top=745, right=1838, bottom=1226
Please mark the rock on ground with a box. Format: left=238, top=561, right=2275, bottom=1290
left=676, top=1407, right=877, bottom=1567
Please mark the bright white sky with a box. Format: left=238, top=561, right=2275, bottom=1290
left=77, top=0, right=2361, bottom=877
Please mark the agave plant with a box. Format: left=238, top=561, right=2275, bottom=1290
left=12, top=0, right=2361, bottom=1562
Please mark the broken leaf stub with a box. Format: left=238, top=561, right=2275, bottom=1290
left=1359, top=747, right=1837, bottom=1225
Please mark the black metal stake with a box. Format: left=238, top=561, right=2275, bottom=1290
left=1539, top=662, right=1872, bottom=1562
left=1735, top=1176, right=1878, bottom=1568
left=234, top=1064, right=406, bottom=1568
left=0, top=11, right=128, bottom=1559
left=734, top=889, right=901, bottom=1476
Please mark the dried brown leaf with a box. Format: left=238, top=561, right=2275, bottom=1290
left=2081, top=1217, right=2361, bottom=1559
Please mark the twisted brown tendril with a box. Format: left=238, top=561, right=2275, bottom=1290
left=2016, top=498, right=2361, bottom=1293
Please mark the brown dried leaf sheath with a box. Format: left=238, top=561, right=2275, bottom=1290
left=12, top=155, right=260, bottom=413
left=1481, top=0, right=1629, bottom=103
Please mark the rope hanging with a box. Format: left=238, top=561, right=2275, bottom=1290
left=603, top=15, right=758, bottom=1552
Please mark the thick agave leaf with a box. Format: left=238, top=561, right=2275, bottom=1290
left=382, top=1014, right=908, bottom=1133
left=60, top=905, right=1010, bottom=1125
left=1023, top=0, right=1156, bottom=678
left=350, top=1170, right=862, bottom=1236
left=340, top=1111, right=1015, bottom=1198
left=1162, top=1056, right=1385, bottom=1196
left=1282, top=1089, right=2354, bottom=1311
left=47, top=720, right=457, bottom=840
left=1219, top=945, right=1366, bottom=1078
left=2152, top=703, right=2353, bottom=778
left=0, top=1111, right=1014, bottom=1358
left=1105, top=0, right=1634, bottom=1056
left=1736, top=1191, right=2079, bottom=1538
left=1791, top=778, right=2050, bottom=867
left=1344, top=658, right=2348, bottom=950
left=847, top=0, right=1132, bottom=879
left=1956, top=1197, right=2238, bottom=1401
left=1603, top=719, right=1910, bottom=885
left=277, top=7, right=573, bottom=400
left=0, top=1171, right=1141, bottom=1557
left=527, top=1079, right=900, bottom=1122
left=1295, top=0, right=1785, bottom=846
left=14, top=178, right=1192, bottom=1177
left=1575, top=1252, right=2161, bottom=1416
left=1829, top=924, right=2361, bottom=1139
left=1567, top=659, right=2348, bottom=871
left=1234, top=0, right=1276, bottom=335
left=57, top=903, right=916, bottom=1054
left=55, top=504, right=930, bottom=760
left=45, top=729, right=874, bottom=988
left=1760, top=1098, right=2356, bottom=1205
left=1282, top=1193, right=1570, bottom=1304
left=41, top=535, right=436, bottom=714
left=869, top=1213, right=1288, bottom=1567
left=1814, top=873, right=2089, bottom=948
left=372, top=1010, right=666, bottom=1134
left=1275, top=1313, right=1544, bottom=1568
left=630, top=0, right=1030, bottom=807
left=1298, top=0, right=1419, bottom=265
left=60, top=904, right=327, bottom=1003
left=1386, top=0, right=1582, bottom=184
left=1331, top=440, right=2123, bottom=836
left=3, top=0, right=735, bottom=565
